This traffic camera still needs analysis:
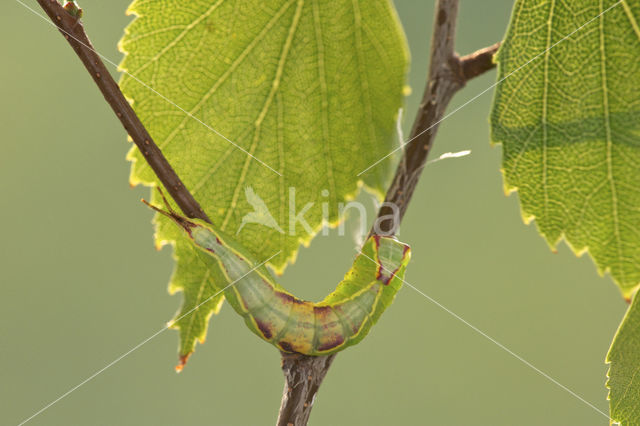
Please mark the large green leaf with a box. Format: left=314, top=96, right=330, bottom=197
left=607, top=295, right=640, bottom=425
left=491, top=0, right=640, bottom=298
left=119, top=0, right=408, bottom=362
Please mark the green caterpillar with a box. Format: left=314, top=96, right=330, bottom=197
left=146, top=198, right=411, bottom=357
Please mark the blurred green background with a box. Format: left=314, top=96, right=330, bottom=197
left=0, top=1, right=627, bottom=425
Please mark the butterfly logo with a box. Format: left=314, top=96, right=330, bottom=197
left=236, top=186, right=284, bottom=235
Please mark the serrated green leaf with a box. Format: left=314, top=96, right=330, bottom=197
left=607, top=295, right=640, bottom=425
left=118, top=0, right=408, bottom=360
left=167, top=239, right=225, bottom=370
left=491, top=0, right=640, bottom=298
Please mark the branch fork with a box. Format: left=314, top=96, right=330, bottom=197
left=35, top=0, right=499, bottom=425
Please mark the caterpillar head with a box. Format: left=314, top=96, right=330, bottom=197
left=141, top=187, right=197, bottom=234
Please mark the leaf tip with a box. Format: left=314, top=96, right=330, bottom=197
left=175, top=353, right=192, bottom=373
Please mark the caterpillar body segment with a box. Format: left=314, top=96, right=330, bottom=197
left=150, top=202, right=411, bottom=356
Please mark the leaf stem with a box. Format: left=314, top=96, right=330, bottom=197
left=35, top=0, right=210, bottom=223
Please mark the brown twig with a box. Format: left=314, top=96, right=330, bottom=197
left=373, top=7, right=500, bottom=236
left=36, top=1, right=499, bottom=425
left=276, top=1, right=500, bottom=425
left=276, top=352, right=336, bottom=426
left=460, top=42, right=502, bottom=82
left=35, top=0, right=210, bottom=223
